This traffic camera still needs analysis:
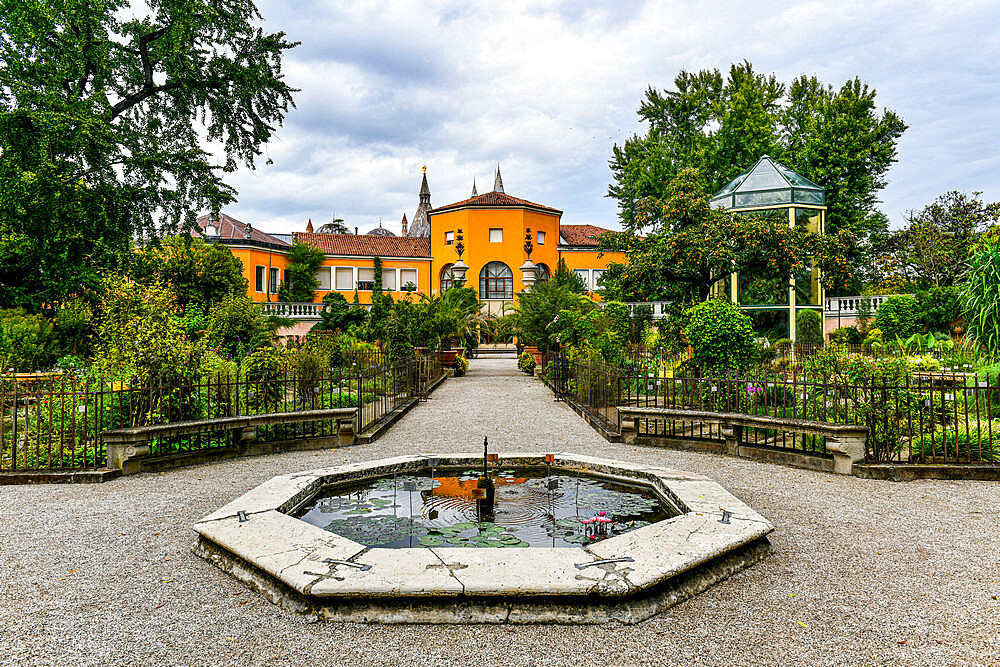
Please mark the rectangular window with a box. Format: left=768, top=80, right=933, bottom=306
left=269, top=267, right=280, bottom=294
left=489, top=228, right=503, bottom=243
left=445, top=231, right=454, bottom=245
left=357, top=267, right=374, bottom=290
left=315, top=267, right=332, bottom=291
left=255, top=266, right=265, bottom=293
left=537, top=231, right=545, bottom=245
left=592, top=269, right=604, bottom=289
left=400, top=268, right=418, bottom=291
left=573, top=269, right=590, bottom=290
left=335, top=267, right=354, bottom=291
left=382, top=269, right=397, bottom=291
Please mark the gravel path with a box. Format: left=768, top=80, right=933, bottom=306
left=2, top=358, right=998, bottom=666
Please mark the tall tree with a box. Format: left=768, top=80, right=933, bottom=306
left=0, top=0, right=297, bottom=311
left=133, top=235, right=248, bottom=314
left=608, top=62, right=906, bottom=290
left=887, top=191, right=1000, bottom=288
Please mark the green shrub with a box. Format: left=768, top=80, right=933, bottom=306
left=915, top=286, right=964, bottom=335
left=684, top=299, right=758, bottom=373
left=51, top=299, right=93, bottom=358
left=242, top=345, right=286, bottom=412
left=875, top=295, right=920, bottom=340
left=517, top=350, right=536, bottom=374
left=204, top=296, right=275, bottom=361
left=795, top=309, right=823, bottom=345
left=0, top=308, right=55, bottom=372
left=453, top=354, right=469, bottom=377
left=829, top=326, right=862, bottom=345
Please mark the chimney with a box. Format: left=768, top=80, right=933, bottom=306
left=355, top=227, right=359, bottom=235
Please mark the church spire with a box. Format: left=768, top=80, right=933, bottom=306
left=408, top=166, right=432, bottom=238
left=419, top=165, right=430, bottom=205
left=493, top=164, right=504, bottom=193
left=401, top=212, right=408, bottom=236
left=471, top=179, right=478, bottom=197
left=306, top=218, right=313, bottom=233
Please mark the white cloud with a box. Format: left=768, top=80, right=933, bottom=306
left=218, top=0, right=1000, bottom=234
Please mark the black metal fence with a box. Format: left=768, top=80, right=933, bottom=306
left=545, top=353, right=1000, bottom=465
left=0, top=352, right=443, bottom=473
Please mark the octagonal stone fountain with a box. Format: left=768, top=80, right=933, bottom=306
left=193, top=451, right=773, bottom=624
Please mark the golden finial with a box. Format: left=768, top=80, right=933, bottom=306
left=422, top=165, right=427, bottom=173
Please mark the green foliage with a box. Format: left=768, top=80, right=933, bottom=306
left=962, top=236, right=1000, bottom=357
left=684, top=299, right=759, bottom=373
left=51, top=299, right=93, bottom=358
left=875, top=295, right=919, bottom=340
left=242, top=345, right=285, bottom=412
left=91, top=275, right=202, bottom=423
left=313, top=292, right=367, bottom=335
left=547, top=301, right=633, bottom=365
left=517, top=351, right=536, bottom=374
left=914, top=286, right=964, bottom=336
left=829, top=326, right=862, bottom=345
left=204, top=296, right=275, bottom=361
left=0, top=1, right=296, bottom=311
left=911, top=421, right=1000, bottom=463
left=278, top=240, right=325, bottom=302
left=599, top=169, right=853, bottom=303
left=515, top=279, right=595, bottom=351
left=453, top=354, right=469, bottom=377
left=133, top=236, right=247, bottom=314
left=801, top=345, right=911, bottom=383
left=886, top=191, right=1000, bottom=289
left=795, top=309, right=823, bottom=345
left=0, top=308, right=54, bottom=372
left=608, top=62, right=906, bottom=279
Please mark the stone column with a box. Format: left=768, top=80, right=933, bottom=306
left=721, top=424, right=742, bottom=457
left=825, top=433, right=866, bottom=475
left=520, top=260, right=537, bottom=291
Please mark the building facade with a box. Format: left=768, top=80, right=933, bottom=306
left=197, top=167, right=624, bottom=311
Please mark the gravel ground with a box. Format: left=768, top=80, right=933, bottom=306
left=2, top=358, right=999, bottom=666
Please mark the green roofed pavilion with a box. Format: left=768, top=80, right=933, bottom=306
left=709, top=156, right=827, bottom=343
left=710, top=155, right=825, bottom=210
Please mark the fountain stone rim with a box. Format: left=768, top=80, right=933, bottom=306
left=193, top=452, right=773, bottom=622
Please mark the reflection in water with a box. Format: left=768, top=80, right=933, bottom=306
left=294, top=468, right=675, bottom=549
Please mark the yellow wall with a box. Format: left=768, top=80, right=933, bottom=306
left=237, top=246, right=289, bottom=302
left=429, top=207, right=561, bottom=296
left=558, top=248, right=627, bottom=296
left=224, top=208, right=627, bottom=307
left=313, top=257, right=431, bottom=304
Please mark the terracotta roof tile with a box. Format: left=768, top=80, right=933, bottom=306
left=559, top=224, right=615, bottom=247
left=195, top=213, right=290, bottom=247
left=298, top=233, right=430, bottom=258
left=431, top=191, right=562, bottom=214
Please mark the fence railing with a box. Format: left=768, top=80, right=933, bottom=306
left=545, top=353, right=1000, bottom=465
left=0, top=352, right=444, bottom=474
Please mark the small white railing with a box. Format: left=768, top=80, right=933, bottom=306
left=260, top=301, right=324, bottom=320
left=824, top=295, right=903, bottom=318
left=624, top=302, right=674, bottom=319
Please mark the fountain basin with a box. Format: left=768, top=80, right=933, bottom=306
left=192, top=453, right=773, bottom=623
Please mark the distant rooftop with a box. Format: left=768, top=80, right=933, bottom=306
left=710, top=156, right=825, bottom=210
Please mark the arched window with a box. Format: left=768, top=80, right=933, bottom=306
left=535, top=262, right=551, bottom=282
left=440, top=263, right=454, bottom=292
left=479, top=261, right=513, bottom=300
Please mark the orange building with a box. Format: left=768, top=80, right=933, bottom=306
left=196, top=167, right=624, bottom=314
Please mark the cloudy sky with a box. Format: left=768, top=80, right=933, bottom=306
left=222, top=0, right=1000, bottom=235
